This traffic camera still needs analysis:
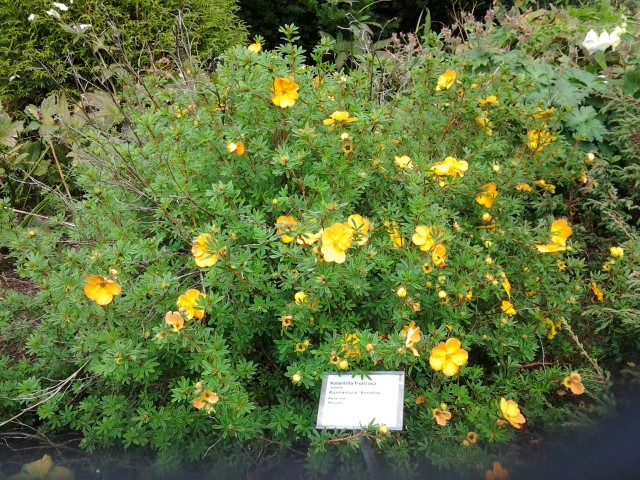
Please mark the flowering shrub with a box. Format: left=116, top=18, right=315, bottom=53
left=0, top=11, right=639, bottom=479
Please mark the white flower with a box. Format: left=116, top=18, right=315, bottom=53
left=52, top=2, right=69, bottom=11
left=581, top=30, right=599, bottom=54
left=9, top=75, right=21, bottom=81
left=45, top=9, right=61, bottom=19
left=28, top=14, right=36, bottom=21
left=72, top=23, right=92, bottom=33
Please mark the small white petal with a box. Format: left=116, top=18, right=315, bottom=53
left=52, top=2, right=68, bottom=11
left=28, top=14, right=36, bottom=21
left=46, top=9, right=61, bottom=19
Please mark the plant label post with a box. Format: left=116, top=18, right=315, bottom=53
left=316, top=371, right=405, bottom=479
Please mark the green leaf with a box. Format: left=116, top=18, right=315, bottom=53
left=563, top=106, right=607, bottom=142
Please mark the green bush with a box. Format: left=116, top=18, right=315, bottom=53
left=1, top=12, right=639, bottom=480
left=0, top=0, right=248, bottom=115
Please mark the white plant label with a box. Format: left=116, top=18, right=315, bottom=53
left=316, top=371, right=404, bottom=430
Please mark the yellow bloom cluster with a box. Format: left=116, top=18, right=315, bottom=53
left=429, top=338, right=468, bottom=376
left=430, top=156, right=468, bottom=177
left=320, top=214, right=371, bottom=263
left=177, top=289, right=207, bottom=320
left=84, top=274, right=121, bottom=305
left=412, top=226, right=447, bottom=267
left=271, top=77, right=299, bottom=108
left=563, top=372, right=585, bottom=395
left=475, top=182, right=498, bottom=208
left=527, top=129, right=556, bottom=152
left=500, top=397, right=526, bottom=429
left=192, top=233, right=222, bottom=268
left=323, top=111, right=357, bottom=125
left=435, top=70, right=456, bottom=91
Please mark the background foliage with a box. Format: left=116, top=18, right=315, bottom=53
left=1, top=1, right=639, bottom=479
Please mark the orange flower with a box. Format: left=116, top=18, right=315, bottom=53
left=429, top=338, right=468, bottom=376
left=533, top=107, right=556, bottom=119
left=226, top=140, right=245, bottom=155
left=500, top=397, right=525, bottom=429
left=430, top=156, right=468, bottom=177
left=412, top=226, right=443, bottom=252
left=536, top=243, right=567, bottom=253
left=193, top=390, right=219, bottom=410
left=485, top=461, right=510, bottom=480
left=84, top=274, right=121, bottom=305
left=271, top=77, right=299, bottom=108
left=516, top=183, right=532, bottom=192
left=431, top=243, right=447, bottom=267
left=192, top=233, right=219, bottom=268
left=320, top=222, right=354, bottom=263
left=401, top=321, right=421, bottom=356
left=177, top=289, right=206, bottom=320
left=386, top=226, right=405, bottom=248
left=563, top=372, right=585, bottom=395
left=501, top=300, right=516, bottom=316
left=590, top=281, right=604, bottom=301
left=436, top=70, right=456, bottom=91
left=165, top=311, right=185, bottom=332
left=476, top=182, right=498, bottom=208
left=275, top=215, right=297, bottom=243
left=433, top=406, right=452, bottom=426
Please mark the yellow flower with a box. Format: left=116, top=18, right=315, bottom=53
left=534, top=179, right=556, bottom=193
left=429, top=338, right=468, bottom=376
left=165, top=311, right=185, bottom=332
left=192, top=233, right=219, bottom=268
left=436, top=70, right=457, bottom=91
left=550, top=219, right=572, bottom=246
left=294, top=291, right=308, bottom=305
left=295, top=342, right=306, bottom=353
left=339, top=360, right=349, bottom=370
left=412, top=226, right=443, bottom=252
left=433, top=406, right=452, bottom=426
left=478, top=95, right=498, bottom=106
left=590, top=281, right=604, bottom=301
left=177, top=289, right=206, bottom=320
left=275, top=215, right=298, bottom=243
left=502, top=276, right=511, bottom=299
left=536, top=243, right=567, bottom=253
left=527, top=129, right=556, bottom=152
left=321, top=222, right=355, bottom=263
left=347, top=214, right=371, bottom=246
left=15, top=454, right=74, bottom=480
left=610, top=246, right=624, bottom=258
left=386, top=226, right=405, bottom=248
left=281, top=315, right=294, bottom=328
left=516, top=183, right=532, bottom=192
left=271, top=77, right=299, bottom=108
left=482, top=213, right=493, bottom=222
left=430, top=156, right=468, bottom=177
left=485, top=461, right=510, bottom=480
left=247, top=42, right=262, bottom=53
left=475, top=112, right=489, bottom=128
left=475, top=182, right=498, bottom=208
left=563, top=372, right=585, bottom=395
left=226, top=140, right=245, bottom=155
left=532, top=107, right=556, bottom=119
left=394, top=155, right=414, bottom=170
left=401, top=321, right=422, bottom=357
left=501, top=300, right=516, bottom=316
left=84, top=274, right=122, bottom=305
left=193, top=390, right=219, bottom=410
left=466, top=432, right=479, bottom=444
left=396, top=286, right=407, bottom=298
left=341, top=333, right=361, bottom=359
left=431, top=243, right=447, bottom=268
left=500, top=397, right=526, bottom=429
left=292, top=373, right=302, bottom=383
left=323, top=111, right=357, bottom=125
